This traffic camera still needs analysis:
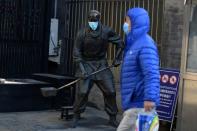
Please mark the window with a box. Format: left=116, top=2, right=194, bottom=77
left=187, top=5, right=197, bottom=72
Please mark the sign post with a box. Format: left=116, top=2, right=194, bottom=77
left=157, top=69, right=180, bottom=130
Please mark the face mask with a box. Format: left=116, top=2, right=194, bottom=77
left=123, top=22, right=130, bottom=34
left=88, top=22, right=98, bottom=31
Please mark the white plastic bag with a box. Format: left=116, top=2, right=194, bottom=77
left=135, top=110, right=159, bottom=131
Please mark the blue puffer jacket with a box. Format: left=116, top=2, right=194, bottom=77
left=121, top=8, right=160, bottom=111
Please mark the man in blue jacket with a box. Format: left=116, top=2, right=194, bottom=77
left=117, top=8, right=160, bottom=131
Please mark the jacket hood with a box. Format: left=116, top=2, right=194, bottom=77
left=126, top=8, right=150, bottom=42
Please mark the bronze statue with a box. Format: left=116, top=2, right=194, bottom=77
left=72, top=10, right=124, bottom=128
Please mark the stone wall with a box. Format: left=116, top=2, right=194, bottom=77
left=161, top=0, right=184, bottom=69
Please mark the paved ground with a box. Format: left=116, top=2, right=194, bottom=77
left=0, top=107, right=170, bottom=131
left=0, top=107, right=117, bottom=131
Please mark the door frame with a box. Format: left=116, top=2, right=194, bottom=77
left=177, top=0, right=197, bottom=130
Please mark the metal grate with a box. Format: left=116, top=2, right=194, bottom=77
left=62, top=0, right=164, bottom=78
left=0, top=0, right=51, bottom=78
